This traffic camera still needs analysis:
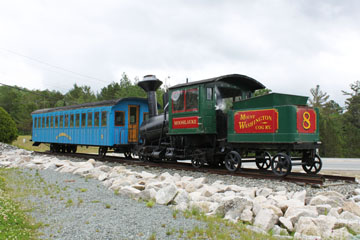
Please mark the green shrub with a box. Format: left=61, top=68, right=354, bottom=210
left=0, top=107, right=18, bottom=143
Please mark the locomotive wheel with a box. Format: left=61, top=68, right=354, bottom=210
left=124, top=151, right=133, bottom=159
left=224, top=151, right=241, bottom=172
left=191, top=149, right=205, bottom=168
left=302, top=154, right=322, bottom=174
left=271, top=153, right=292, bottom=177
left=256, top=152, right=271, bottom=170
left=98, top=147, right=107, bottom=158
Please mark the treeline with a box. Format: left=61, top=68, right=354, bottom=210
left=0, top=73, right=165, bottom=135
left=308, top=81, right=360, bottom=158
left=0, top=73, right=359, bottom=157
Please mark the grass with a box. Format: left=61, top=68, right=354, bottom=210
left=146, top=200, right=155, bottom=208
left=0, top=168, right=42, bottom=239
left=12, top=135, right=98, bottom=153
left=180, top=207, right=279, bottom=240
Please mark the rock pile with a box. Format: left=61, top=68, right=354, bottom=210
left=1, top=143, right=360, bottom=239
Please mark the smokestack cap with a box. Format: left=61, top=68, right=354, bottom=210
left=138, top=75, right=163, bottom=92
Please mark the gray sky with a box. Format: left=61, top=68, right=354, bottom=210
left=0, top=0, right=359, bottom=106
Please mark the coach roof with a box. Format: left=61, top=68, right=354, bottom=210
left=169, top=74, right=265, bottom=91
left=31, top=97, right=148, bottom=115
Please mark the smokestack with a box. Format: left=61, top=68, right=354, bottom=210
left=138, top=75, right=163, bottom=118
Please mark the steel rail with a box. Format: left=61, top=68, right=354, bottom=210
left=34, top=151, right=356, bottom=186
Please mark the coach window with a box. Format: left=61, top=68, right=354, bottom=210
left=65, top=114, right=68, bottom=128
left=101, top=111, right=107, bottom=127
left=59, top=115, right=63, bottom=128
left=39, top=117, right=42, bottom=128
left=34, top=117, right=37, bottom=128
left=172, top=90, right=185, bottom=113
left=115, top=111, right=125, bottom=126
left=50, top=116, right=53, bottom=128
left=143, top=112, right=149, bottom=121
left=75, top=113, right=80, bottom=128
left=94, top=112, right=99, bottom=127
left=81, top=113, right=86, bottom=127
left=87, top=112, right=93, bottom=127
left=70, top=114, right=74, bottom=127
left=185, top=88, right=199, bottom=111
left=55, top=116, right=58, bottom=128
left=46, top=116, right=49, bottom=128
left=42, top=117, right=45, bottom=128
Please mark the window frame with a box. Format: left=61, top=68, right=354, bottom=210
left=101, top=111, right=107, bottom=127
left=114, top=111, right=125, bottom=127
left=171, top=88, right=199, bottom=113
left=81, top=113, right=86, bottom=127
left=75, top=113, right=80, bottom=128
left=94, top=112, right=100, bottom=127
left=87, top=112, right=93, bottom=127
left=70, top=114, right=74, bottom=128
left=59, top=115, right=63, bottom=128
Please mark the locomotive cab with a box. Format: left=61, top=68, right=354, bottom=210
left=165, top=74, right=265, bottom=165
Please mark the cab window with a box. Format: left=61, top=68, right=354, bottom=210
left=171, top=90, right=185, bottom=112
left=185, top=88, right=198, bottom=111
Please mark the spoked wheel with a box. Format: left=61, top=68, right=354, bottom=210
left=98, top=147, right=107, bottom=158
left=50, top=144, right=55, bottom=153
left=271, top=153, right=292, bottom=177
left=191, top=149, right=205, bottom=168
left=224, top=151, right=241, bottom=172
left=71, top=145, right=77, bottom=153
left=124, top=151, right=133, bottom=159
left=138, top=148, right=148, bottom=162
left=66, top=145, right=72, bottom=153
left=256, top=152, right=272, bottom=170
left=302, top=154, right=322, bottom=174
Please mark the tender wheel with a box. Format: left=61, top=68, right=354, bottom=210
left=124, top=151, right=133, bottom=159
left=224, top=151, right=241, bottom=172
left=98, top=147, right=107, bottom=158
left=302, top=154, right=322, bottom=174
left=271, top=153, right=292, bottom=177
left=191, top=149, right=205, bottom=168
left=256, top=152, right=271, bottom=170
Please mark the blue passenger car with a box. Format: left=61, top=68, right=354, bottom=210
left=31, top=97, right=149, bottom=157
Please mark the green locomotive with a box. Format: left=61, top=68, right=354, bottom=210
left=138, top=74, right=321, bottom=177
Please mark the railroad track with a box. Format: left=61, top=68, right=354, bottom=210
left=34, top=151, right=357, bottom=186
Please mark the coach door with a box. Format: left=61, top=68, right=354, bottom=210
left=128, top=105, right=139, bottom=143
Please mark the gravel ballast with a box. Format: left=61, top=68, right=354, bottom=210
left=11, top=168, right=205, bottom=240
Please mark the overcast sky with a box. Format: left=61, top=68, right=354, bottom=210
left=0, top=0, right=359, bottom=106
